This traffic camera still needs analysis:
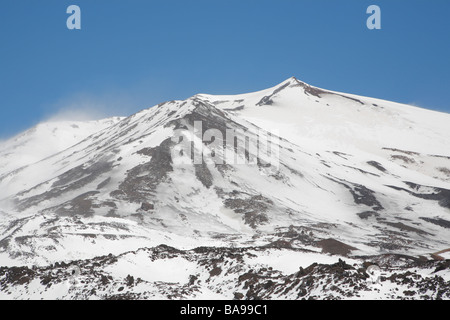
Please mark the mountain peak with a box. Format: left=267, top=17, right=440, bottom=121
left=281, top=76, right=311, bottom=86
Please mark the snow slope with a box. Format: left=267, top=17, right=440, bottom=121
left=0, top=117, right=124, bottom=175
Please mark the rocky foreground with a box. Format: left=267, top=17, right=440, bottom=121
left=1, top=243, right=449, bottom=300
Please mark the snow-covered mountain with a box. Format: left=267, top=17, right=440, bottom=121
left=0, top=117, right=124, bottom=175
left=1, top=77, right=449, bottom=299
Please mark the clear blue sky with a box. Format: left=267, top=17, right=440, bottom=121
left=1, top=0, right=449, bottom=138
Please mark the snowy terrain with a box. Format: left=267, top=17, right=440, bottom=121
left=0, top=117, right=124, bottom=175
left=0, top=77, right=449, bottom=299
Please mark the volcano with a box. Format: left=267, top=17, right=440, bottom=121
left=1, top=77, right=449, bottom=299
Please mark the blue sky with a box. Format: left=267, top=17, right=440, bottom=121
left=1, top=0, right=449, bottom=138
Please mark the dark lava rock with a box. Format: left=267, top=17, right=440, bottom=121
left=140, top=202, right=154, bottom=211
left=357, top=211, right=380, bottom=219
left=316, top=238, right=357, bottom=256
